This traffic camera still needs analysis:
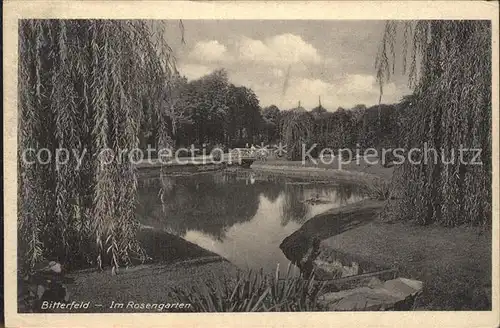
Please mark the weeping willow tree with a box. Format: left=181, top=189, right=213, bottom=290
left=18, top=20, right=178, bottom=273
left=281, top=109, right=314, bottom=161
left=376, top=20, right=492, bottom=226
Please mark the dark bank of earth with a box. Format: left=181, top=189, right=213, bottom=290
left=280, top=200, right=388, bottom=279
left=60, top=227, right=239, bottom=313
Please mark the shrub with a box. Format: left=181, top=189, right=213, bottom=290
left=362, top=178, right=391, bottom=201
left=168, top=264, right=326, bottom=312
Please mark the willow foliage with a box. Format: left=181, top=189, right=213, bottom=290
left=376, top=21, right=492, bottom=226
left=18, top=20, right=177, bottom=273
left=281, top=109, right=314, bottom=161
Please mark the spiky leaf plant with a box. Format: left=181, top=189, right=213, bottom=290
left=18, top=20, right=178, bottom=273
left=169, top=264, right=326, bottom=312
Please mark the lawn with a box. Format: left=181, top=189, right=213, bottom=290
left=296, top=200, right=493, bottom=310
left=252, top=156, right=394, bottom=181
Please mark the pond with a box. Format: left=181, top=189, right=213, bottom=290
left=137, top=169, right=366, bottom=274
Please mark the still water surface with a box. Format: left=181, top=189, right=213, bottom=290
left=137, top=170, right=365, bottom=273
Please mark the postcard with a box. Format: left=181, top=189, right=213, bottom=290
left=3, top=1, right=499, bottom=327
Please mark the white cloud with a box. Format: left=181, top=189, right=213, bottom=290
left=282, top=78, right=333, bottom=108
left=339, top=74, right=377, bottom=93
left=189, top=40, right=230, bottom=62
left=271, top=68, right=284, bottom=78
left=254, top=74, right=401, bottom=110
left=237, top=34, right=321, bottom=66
left=177, top=64, right=403, bottom=107
left=336, top=74, right=396, bottom=97
left=186, top=34, right=322, bottom=68
left=178, top=63, right=213, bottom=81
left=179, top=33, right=406, bottom=108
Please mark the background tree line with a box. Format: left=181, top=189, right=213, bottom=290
left=139, top=68, right=406, bottom=159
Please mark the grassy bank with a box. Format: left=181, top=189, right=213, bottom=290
left=324, top=220, right=491, bottom=310
left=251, top=158, right=394, bottom=182
left=135, top=155, right=394, bottom=183
left=280, top=199, right=492, bottom=310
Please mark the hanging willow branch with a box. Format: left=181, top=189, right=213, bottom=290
left=376, top=20, right=492, bottom=227
left=281, top=109, right=314, bottom=161
left=18, top=19, right=178, bottom=273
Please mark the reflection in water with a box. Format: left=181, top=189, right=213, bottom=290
left=185, top=194, right=301, bottom=274
left=281, top=185, right=309, bottom=226
left=137, top=170, right=364, bottom=273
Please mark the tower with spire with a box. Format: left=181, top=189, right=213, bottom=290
left=294, top=100, right=306, bottom=112
left=311, top=95, right=326, bottom=115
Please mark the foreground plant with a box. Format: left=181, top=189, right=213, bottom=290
left=362, top=178, right=391, bottom=201
left=169, top=264, right=326, bottom=312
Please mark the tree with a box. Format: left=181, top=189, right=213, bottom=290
left=376, top=21, right=491, bottom=226
left=226, top=85, right=261, bottom=146
left=163, top=74, right=192, bottom=148
left=357, top=104, right=398, bottom=151
left=18, top=20, right=177, bottom=272
left=281, top=108, right=314, bottom=160
left=261, top=105, right=282, bottom=143
left=187, top=69, right=230, bottom=146
left=262, top=105, right=281, bottom=122
left=311, top=102, right=327, bottom=118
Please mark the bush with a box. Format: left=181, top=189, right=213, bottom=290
left=362, top=178, right=391, bottom=201
left=168, top=264, right=326, bottom=312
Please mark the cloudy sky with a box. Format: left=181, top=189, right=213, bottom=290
left=163, top=20, right=412, bottom=110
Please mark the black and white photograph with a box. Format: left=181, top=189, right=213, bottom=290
left=3, top=1, right=499, bottom=327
